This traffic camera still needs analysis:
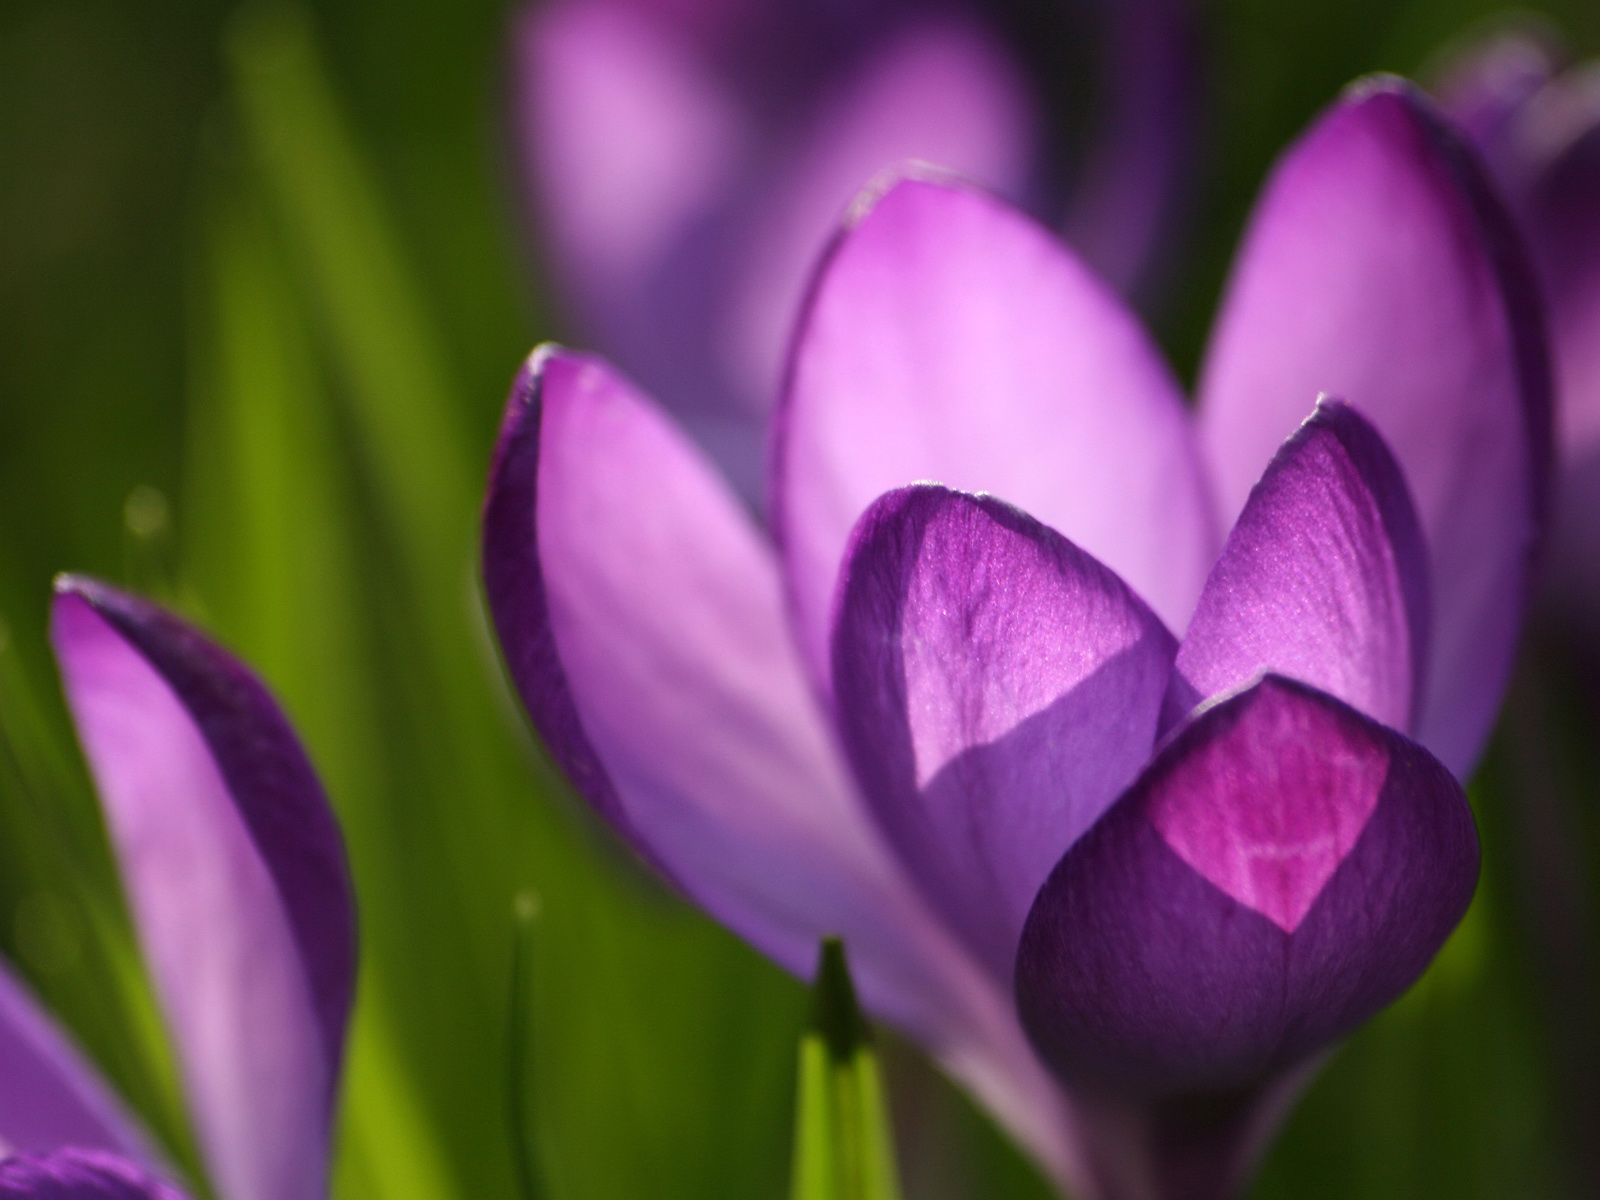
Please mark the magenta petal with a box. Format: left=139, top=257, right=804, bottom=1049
left=0, top=961, right=150, bottom=1161
left=777, top=174, right=1215, bottom=689
left=1016, top=673, right=1477, bottom=1093
left=1169, top=400, right=1429, bottom=735
left=51, top=580, right=355, bottom=1200
left=0, top=1150, right=187, bottom=1200
left=1197, top=78, right=1550, bottom=777
left=831, top=485, right=1176, bottom=980
left=481, top=348, right=1079, bottom=1183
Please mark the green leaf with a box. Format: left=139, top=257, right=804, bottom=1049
left=791, top=940, right=903, bottom=1200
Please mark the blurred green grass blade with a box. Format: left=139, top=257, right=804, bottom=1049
left=791, top=940, right=902, bottom=1200
left=185, top=144, right=458, bottom=1200
left=224, top=2, right=472, bottom=580
left=507, top=893, right=548, bottom=1200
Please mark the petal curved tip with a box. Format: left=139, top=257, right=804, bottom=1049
left=831, top=483, right=1176, bottom=980
left=1199, top=70, right=1551, bottom=778
left=50, top=580, right=355, bottom=1200
left=776, top=172, right=1212, bottom=689
left=1171, top=398, right=1430, bottom=737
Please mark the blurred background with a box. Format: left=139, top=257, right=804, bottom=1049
left=1, top=1, right=1598, bottom=1198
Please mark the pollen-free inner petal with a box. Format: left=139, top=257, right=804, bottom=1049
left=1197, top=78, right=1550, bottom=777
left=776, top=174, right=1215, bottom=691
left=1168, top=400, right=1429, bottom=734
left=831, top=485, right=1175, bottom=980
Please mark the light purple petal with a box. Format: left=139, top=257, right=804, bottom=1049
left=1169, top=399, right=1429, bottom=735
left=51, top=580, right=355, bottom=1200
left=0, top=1150, right=188, bottom=1200
left=776, top=173, right=1216, bottom=690
left=717, top=14, right=1039, bottom=426
left=0, top=960, right=150, bottom=1162
left=1016, top=675, right=1477, bottom=1189
left=480, top=347, right=1082, bottom=1186
left=514, top=0, right=746, bottom=302
left=830, top=485, right=1176, bottom=981
left=1196, top=77, right=1550, bottom=778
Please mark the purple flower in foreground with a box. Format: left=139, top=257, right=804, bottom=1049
left=483, top=77, right=1546, bottom=1198
left=512, top=0, right=1198, bottom=497
left=1435, top=28, right=1600, bottom=618
left=0, top=578, right=355, bottom=1200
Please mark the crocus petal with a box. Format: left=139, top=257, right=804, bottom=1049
left=515, top=0, right=745, bottom=300
left=1018, top=674, right=1476, bottom=1083
left=1431, top=26, right=1560, bottom=167
left=481, top=347, right=1080, bottom=1185
left=0, top=1150, right=187, bottom=1200
left=1518, top=68, right=1600, bottom=460
left=51, top=579, right=356, bottom=1200
left=1016, top=675, right=1477, bottom=1190
left=1169, top=399, right=1429, bottom=734
left=1062, top=0, right=1200, bottom=297
left=1197, top=78, right=1551, bottom=778
left=0, top=960, right=150, bottom=1162
left=776, top=173, right=1215, bottom=689
left=830, top=485, right=1176, bottom=980
left=719, top=15, right=1039, bottom=424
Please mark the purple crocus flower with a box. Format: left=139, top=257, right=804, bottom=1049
left=512, top=0, right=1198, bottom=498
left=0, top=577, right=356, bottom=1200
left=1435, top=28, right=1600, bottom=616
left=483, top=77, right=1546, bottom=1197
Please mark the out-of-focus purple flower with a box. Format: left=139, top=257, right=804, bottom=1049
left=1435, top=28, right=1600, bottom=620
left=512, top=0, right=1199, bottom=499
left=0, top=578, right=356, bottom=1200
left=0, top=1150, right=187, bottom=1200
left=483, top=77, right=1546, bottom=1197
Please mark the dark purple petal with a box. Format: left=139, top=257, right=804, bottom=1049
left=51, top=580, right=355, bottom=1200
left=1016, top=674, right=1477, bottom=1098
left=1517, top=68, right=1600, bottom=462
left=831, top=485, right=1176, bottom=981
left=1169, top=400, right=1429, bottom=735
left=0, top=961, right=150, bottom=1162
left=1062, top=0, right=1200, bottom=299
left=1197, top=77, right=1551, bottom=778
left=481, top=348, right=1080, bottom=1184
left=777, top=173, right=1215, bottom=692
left=0, top=1150, right=186, bottom=1200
